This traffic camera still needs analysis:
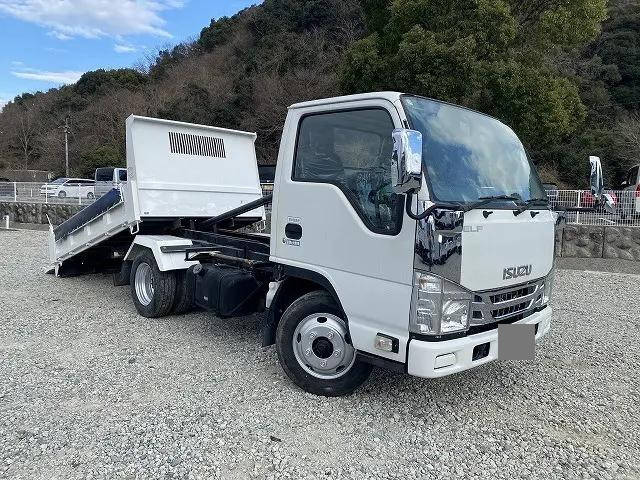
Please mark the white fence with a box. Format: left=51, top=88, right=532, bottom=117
left=0, top=181, right=276, bottom=210
left=0, top=182, right=636, bottom=227
left=549, top=189, right=640, bottom=227
left=0, top=181, right=109, bottom=206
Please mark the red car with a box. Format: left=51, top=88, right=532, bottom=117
left=580, top=190, right=618, bottom=209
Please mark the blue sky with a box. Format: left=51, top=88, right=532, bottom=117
left=0, top=0, right=258, bottom=109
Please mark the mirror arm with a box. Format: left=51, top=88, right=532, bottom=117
left=405, top=193, right=434, bottom=220
left=405, top=193, right=460, bottom=220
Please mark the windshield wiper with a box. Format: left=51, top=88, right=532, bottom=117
left=513, top=197, right=549, bottom=216
left=462, top=195, right=522, bottom=212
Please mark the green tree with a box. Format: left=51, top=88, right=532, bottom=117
left=198, top=15, right=240, bottom=51
left=591, top=0, right=640, bottom=109
left=76, top=145, right=123, bottom=178
left=341, top=0, right=606, bottom=174
left=74, top=69, right=147, bottom=97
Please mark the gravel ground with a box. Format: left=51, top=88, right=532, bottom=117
left=556, top=257, right=639, bottom=275
left=1, top=229, right=639, bottom=480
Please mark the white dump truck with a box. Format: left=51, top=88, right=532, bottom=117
left=48, top=92, right=612, bottom=396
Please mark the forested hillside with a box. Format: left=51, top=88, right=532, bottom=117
left=0, top=0, right=638, bottom=187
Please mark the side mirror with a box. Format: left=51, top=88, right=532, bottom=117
left=391, top=128, right=422, bottom=194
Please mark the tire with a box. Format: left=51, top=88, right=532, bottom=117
left=112, top=261, right=131, bottom=286
left=276, top=290, right=372, bottom=396
left=172, top=269, right=194, bottom=314
left=129, top=251, right=176, bottom=318
left=58, top=191, right=67, bottom=198
left=87, top=192, right=95, bottom=199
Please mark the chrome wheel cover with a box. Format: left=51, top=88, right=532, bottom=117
left=292, top=313, right=356, bottom=379
left=134, top=262, right=154, bottom=306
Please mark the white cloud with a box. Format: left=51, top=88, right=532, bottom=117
left=0, top=97, right=8, bottom=111
left=11, top=69, right=83, bottom=84
left=47, top=30, right=72, bottom=41
left=114, top=44, right=137, bottom=53
left=0, top=0, right=185, bottom=39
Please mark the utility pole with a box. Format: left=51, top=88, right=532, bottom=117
left=63, top=115, right=70, bottom=177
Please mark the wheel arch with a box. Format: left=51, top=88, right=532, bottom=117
left=123, top=235, right=196, bottom=272
left=124, top=243, right=149, bottom=264
left=261, top=265, right=346, bottom=347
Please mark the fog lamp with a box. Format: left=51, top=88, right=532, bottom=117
left=374, top=333, right=399, bottom=353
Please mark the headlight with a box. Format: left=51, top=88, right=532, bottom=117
left=542, top=269, right=554, bottom=305
left=441, top=299, right=470, bottom=333
left=411, top=272, right=472, bottom=335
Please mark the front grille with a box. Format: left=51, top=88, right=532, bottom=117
left=490, top=285, right=535, bottom=304
left=471, top=278, right=545, bottom=325
left=492, top=300, right=530, bottom=319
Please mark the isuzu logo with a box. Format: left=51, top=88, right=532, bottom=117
left=503, top=264, right=532, bottom=280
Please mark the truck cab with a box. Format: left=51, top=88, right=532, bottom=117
left=95, top=167, right=127, bottom=198
left=267, top=92, right=554, bottom=389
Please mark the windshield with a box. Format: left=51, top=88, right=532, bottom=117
left=401, top=96, right=545, bottom=203
left=95, top=168, right=114, bottom=182
left=50, top=178, right=67, bottom=184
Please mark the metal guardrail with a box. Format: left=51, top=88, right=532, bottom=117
left=1, top=182, right=637, bottom=226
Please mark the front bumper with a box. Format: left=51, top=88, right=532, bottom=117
left=407, top=306, right=552, bottom=378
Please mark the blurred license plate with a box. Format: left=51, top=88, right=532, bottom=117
left=498, top=324, right=534, bottom=360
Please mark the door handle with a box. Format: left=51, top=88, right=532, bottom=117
left=285, top=223, right=302, bottom=240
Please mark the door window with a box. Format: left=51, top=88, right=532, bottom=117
left=293, top=109, right=402, bottom=235
left=95, top=168, right=114, bottom=182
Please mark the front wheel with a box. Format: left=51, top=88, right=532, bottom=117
left=276, top=291, right=372, bottom=396
left=130, top=251, right=176, bottom=318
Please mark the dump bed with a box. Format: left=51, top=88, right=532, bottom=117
left=49, top=115, right=265, bottom=272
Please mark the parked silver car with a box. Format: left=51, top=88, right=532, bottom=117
left=40, top=178, right=95, bottom=199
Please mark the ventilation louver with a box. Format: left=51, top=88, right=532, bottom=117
left=169, top=131, right=226, bottom=158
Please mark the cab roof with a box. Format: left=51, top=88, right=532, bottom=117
left=288, top=92, right=403, bottom=110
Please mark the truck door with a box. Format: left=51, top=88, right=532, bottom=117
left=271, top=101, right=416, bottom=362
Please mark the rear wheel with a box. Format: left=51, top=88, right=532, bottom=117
left=172, top=270, right=194, bottom=314
left=58, top=191, right=66, bottom=198
left=276, top=290, right=372, bottom=396
left=130, top=251, right=176, bottom=318
left=87, top=192, right=95, bottom=199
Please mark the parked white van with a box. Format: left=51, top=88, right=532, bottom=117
left=40, top=178, right=95, bottom=199
left=95, top=167, right=127, bottom=197
left=620, top=164, right=640, bottom=218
